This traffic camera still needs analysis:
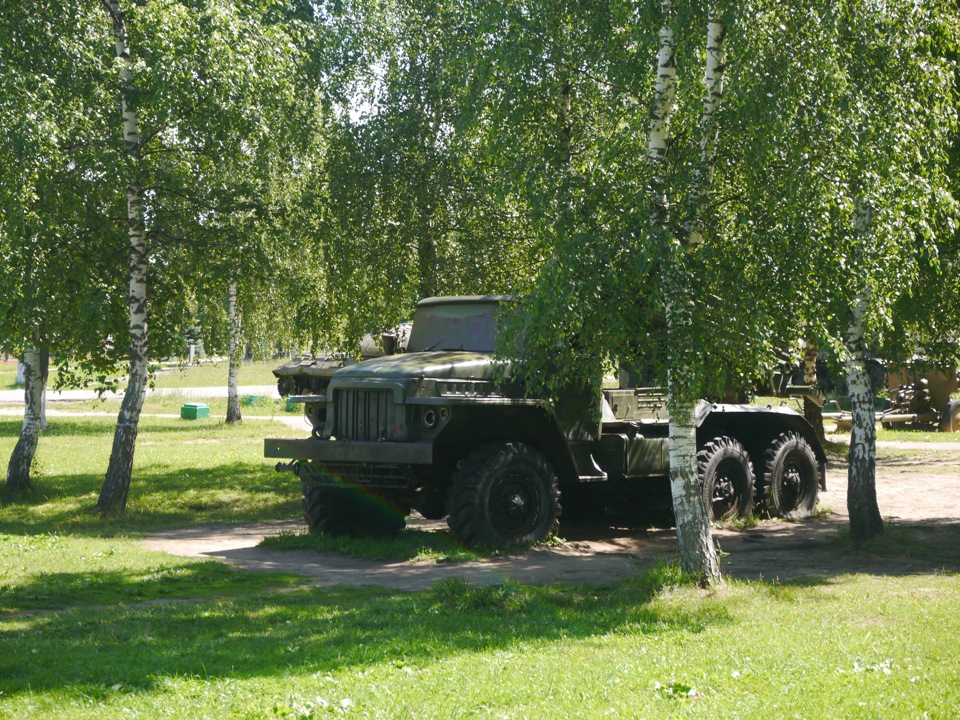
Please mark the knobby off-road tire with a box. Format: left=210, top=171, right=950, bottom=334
left=762, top=432, right=819, bottom=519
left=940, top=400, right=960, bottom=433
left=302, top=482, right=407, bottom=538
left=698, top=436, right=755, bottom=522
left=447, top=442, right=561, bottom=550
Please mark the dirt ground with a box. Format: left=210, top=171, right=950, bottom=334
left=144, top=438, right=960, bottom=589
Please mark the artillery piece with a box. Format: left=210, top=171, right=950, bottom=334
left=827, top=362, right=960, bottom=432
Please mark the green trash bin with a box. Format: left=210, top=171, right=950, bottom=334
left=181, top=403, right=210, bottom=420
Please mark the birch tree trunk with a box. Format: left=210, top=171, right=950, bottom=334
left=647, top=9, right=677, bottom=230
left=38, top=346, right=49, bottom=430
left=844, top=195, right=883, bottom=541
left=5, top=347, right=43, bottom=493
left=647, top=3, right=722, bottom=585
left=845, top=289, right=884, bottom=542
left=98, top=0, right=149, bottom=515
left=803, top=341, right=825, bottom=443
left=668, top=386, right=722, bottom=582
left=684, top=19, right=725, bottom=249
left=559, top=79, right=572, bottom=166
left=226, top=280, right=242, bottom=424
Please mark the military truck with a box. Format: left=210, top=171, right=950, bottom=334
left=265, top=296, right=827, bottom=549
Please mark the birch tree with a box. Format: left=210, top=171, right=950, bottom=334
left=97, top=0, right=149, bottom=514
left=447, top=0, right=742, bottom=582
left=94, top=0, right=314, bottom=513
left=805, top=2, right=952, bottom=543
left=720, top=0, right=957, bottom=542
left=657, top=7, right=728, bottom=585
left=5, top=345, right=43, bottom=493
left=225, top=280, right=242, bottom=424
left=0, top=1, right=128, bottom=496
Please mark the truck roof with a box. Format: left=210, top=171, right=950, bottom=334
left=409, top=296, right=512, bottom=353
left=416, top=295, right=513, bottom=307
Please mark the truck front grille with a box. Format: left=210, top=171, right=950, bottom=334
left=333, top=388, right=396, bottom=441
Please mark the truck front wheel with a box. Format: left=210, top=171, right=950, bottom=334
left=762, top=432, right=819, bottom=518
left=447, top=442, right=561, bottom=550
left=302, top=482, right=407, bottom=537
left=698, top=436, right=755, bottom=522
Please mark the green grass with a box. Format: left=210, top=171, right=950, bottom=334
left=875, top=426, right=960, bottom=442
left=149, top=359, right=283, bottom=389
left=2, top=569, right=959, bottom=718
left=0, top=362, right=20, bottom=390
left=0, top=415, right=304, bottom=535
left=2, top=413, right=960, bottom=718
left=261, top=528, right=482, bottom=563
left=21, top=392, right=303, bottom=420
left=0, top=533, right=303, bottom=613
left=0, top=358, right=283, bottom=392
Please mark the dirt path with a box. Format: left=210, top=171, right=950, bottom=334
left=144, top=439, right=960, bottom=589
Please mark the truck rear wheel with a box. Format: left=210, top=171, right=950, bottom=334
left=762, top=432, right=819, bottom=518
left=447, top=442, right=560, bottom=550
left=698, top=437, right=755, bottom=522
left=940, top=400, right=960, bottom=432
left=302, top=483, right=407, bottom=537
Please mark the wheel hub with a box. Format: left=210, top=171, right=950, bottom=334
left=492, top=474, right=540, bottom=535
left=506, top=492, right=527, bottom=515
left=782, top=463, right=803, bottom=507
left=711, top=462, right=741, bottom=518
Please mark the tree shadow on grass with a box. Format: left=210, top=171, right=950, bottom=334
left=0, top=566, right=729, bottom=699
left=715, top=515, right=960, bottom=582
left=0, top=562, right=304, bottom=615
left=0, top=461, right=302, bottom=537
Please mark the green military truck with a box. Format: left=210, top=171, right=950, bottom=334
left=265, top=296, right=827, bottom=549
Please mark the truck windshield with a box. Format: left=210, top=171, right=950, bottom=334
left=407, top=301, right=500, bottom=353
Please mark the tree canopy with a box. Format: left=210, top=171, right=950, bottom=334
left=2, top=0, right=957, bottom=554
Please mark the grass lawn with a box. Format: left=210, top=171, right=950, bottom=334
left=0, top=415, right=304, bottom=534
left=0, top=358, right=283, bottom=392
left=0, top=362, right=18, bottom=390
left=33, top=393, right=303, bottom=420
left=1, top=414, right=959, bottom=718
left=150, top=359, right=283, bottom=389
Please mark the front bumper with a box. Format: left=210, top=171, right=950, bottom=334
left=264, top=437, right=434, bottom=465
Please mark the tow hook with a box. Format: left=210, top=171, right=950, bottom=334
left=275, top=461, right=298, bottom=475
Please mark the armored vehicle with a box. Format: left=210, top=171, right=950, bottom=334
left=265, top=296, right=827, bottom=549
left=273, top=326, right=411, bottom=397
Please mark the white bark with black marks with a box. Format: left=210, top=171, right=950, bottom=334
left=98, top=0, right=149, bottom=515
left=651, top=4, right=724, bottom=586
left=5, top=347, right=43, bottom=493
left=226, top=280, right=242, bottom=424
left=685, top=19, right=726, bottom=249
left=844, top=289, right=884, bottom=541
left=648, top=25, right=676, bottom=166
left=668, top=399, right=722, bottom=583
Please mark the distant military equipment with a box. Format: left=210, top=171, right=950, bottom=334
left=272, top=326, right=411, bottom=397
